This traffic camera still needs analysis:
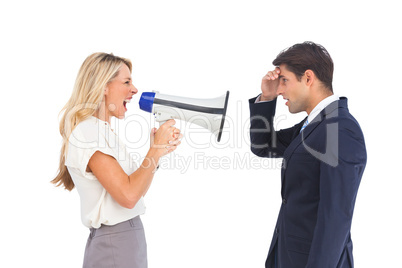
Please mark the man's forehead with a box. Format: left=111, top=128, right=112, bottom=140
left=278, top=64, right=296, bottom=78
left=278, top=64, right=290, bottom=73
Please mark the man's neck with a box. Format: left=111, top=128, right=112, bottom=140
left=306, top=90, right=333, bottom=115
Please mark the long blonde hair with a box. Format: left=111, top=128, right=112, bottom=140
left=52, top=52, right=132, bottom=191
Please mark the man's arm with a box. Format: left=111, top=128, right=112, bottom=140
left=249, top=67, right=302, bottom=158
left=305, top=119, right=367, bottom=267
left=249, top=97, right=296, bottom=158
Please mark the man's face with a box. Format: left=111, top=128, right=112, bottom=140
left=277, top=64, right=309, bottom=114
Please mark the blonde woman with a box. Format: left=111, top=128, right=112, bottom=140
left=52, top=53, right=181, bottom=268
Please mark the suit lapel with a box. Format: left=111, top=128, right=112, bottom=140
left=282, top=113, right=323, bottom=166
left=280, top=99, right=345, bottom=193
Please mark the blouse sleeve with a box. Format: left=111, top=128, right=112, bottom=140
left=65, top=120, right=118, bottom=178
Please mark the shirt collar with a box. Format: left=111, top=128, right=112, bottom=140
left=91, top=115, right=110, bottom=126
left=307, top=94, right=339, bottom=123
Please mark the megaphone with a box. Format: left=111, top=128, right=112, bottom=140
left=139, top=91, right=230, bottom=142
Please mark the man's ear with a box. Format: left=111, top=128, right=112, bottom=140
left=304, top=69, right=315, bottom=87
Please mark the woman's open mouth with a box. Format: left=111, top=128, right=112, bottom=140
left=123, top=99, right=131, bottom=111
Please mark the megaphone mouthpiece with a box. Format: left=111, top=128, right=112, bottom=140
left=138, top=92, right=156, bottom=113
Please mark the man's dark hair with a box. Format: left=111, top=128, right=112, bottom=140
left=272, top=41, right=334, bottom=92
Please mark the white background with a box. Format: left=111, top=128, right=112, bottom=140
left=1, top=0, right=401, bottom=267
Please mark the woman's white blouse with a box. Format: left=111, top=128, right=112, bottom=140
left=65, top=116, right=145, bottom=228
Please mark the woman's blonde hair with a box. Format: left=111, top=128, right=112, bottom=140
left=52, top=52, right=132, bottom=191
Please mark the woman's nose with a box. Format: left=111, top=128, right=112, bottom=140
left=131, top=85, right=138, bottom=94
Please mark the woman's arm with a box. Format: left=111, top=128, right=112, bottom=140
left=88, top=120, right=181, bottom=209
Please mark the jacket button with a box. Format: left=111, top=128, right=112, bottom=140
left=275, top=228, right=279, bottom=234
left=282, top=198, right=287, bottom=204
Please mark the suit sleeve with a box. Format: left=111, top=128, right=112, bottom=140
left=305, top=119, right=367, bottom=267
left=249, top=96, right=303, bottom=158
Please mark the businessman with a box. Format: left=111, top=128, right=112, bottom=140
left=249, top=42, right=367, bottom=268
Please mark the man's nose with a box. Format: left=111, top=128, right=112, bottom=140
left=276, top=85, right=284, bottom=96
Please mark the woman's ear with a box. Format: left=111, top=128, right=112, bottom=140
left=104, top=86, right=109, bottom=96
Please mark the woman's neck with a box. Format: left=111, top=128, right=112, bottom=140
left=93, top=102, right=111, bottom=124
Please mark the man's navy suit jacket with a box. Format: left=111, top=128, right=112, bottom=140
left=249, top=97, right=367, bottom=268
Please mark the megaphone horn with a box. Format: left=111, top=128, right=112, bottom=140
left=139, top=91, right=230, bottom=142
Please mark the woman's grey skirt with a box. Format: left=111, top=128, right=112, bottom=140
left=83, top=216, right=147, bottom=268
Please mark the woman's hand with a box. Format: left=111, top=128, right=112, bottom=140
left=150, top=119, right=182, bottom=156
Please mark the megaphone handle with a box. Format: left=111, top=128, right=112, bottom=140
left=158, top=120, right=167, bottom=127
